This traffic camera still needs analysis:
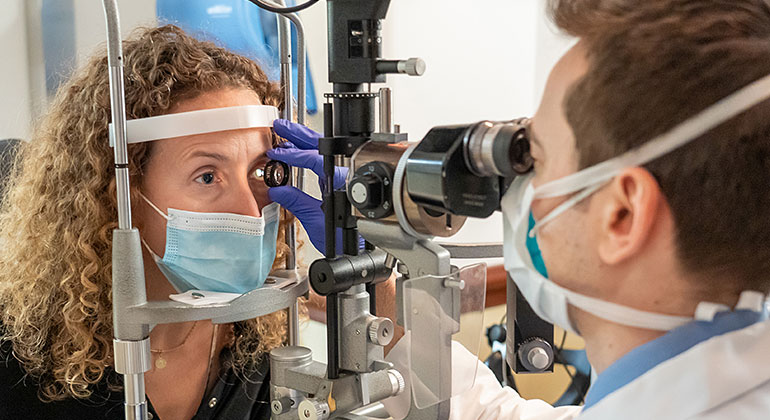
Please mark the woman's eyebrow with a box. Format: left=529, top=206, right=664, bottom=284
left=250, top=150, right=270, bottom=164
left=185, top=150, right=230, bottom=162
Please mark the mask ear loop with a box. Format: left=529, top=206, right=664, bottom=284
left=529, top=181, right=607, bottom=238
left=138, top=193, right=169, bottom=259
left=140, top=238, right=163, bottom=260
left=140, top=193, right=170, bottom=220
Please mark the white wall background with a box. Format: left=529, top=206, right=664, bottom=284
left=381, top=0, right=535, bottom=262
left=0, top=0, right=34, bottom=141
left=72, top=0, right=158, bottom=68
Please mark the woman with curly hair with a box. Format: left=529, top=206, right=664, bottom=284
left=0, top=24, right=297, bottom=420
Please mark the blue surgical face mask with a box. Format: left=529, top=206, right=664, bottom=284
left=141, top=195, right=281, bottom=294
left=526, top=213, right=548, bottom=278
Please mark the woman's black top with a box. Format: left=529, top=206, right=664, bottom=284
left=0, top=340, right=271, bottom=420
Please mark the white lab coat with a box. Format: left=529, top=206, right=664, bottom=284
left=384, top=339, right=580, bottom=420
left=386, top=317, right=770, bottom=420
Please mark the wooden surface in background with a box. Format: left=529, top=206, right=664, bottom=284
left=485, top=265, right=507, bottom=308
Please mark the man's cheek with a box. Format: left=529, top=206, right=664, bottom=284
left=530, top=196, right=561, bottom=224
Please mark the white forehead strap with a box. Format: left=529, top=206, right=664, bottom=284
left=109, top=105, right=279, bottom=147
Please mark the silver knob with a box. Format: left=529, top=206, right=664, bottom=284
left=397, top=58, right=426, bottom=76
left=350, top=182, right=368, bottom=204
left=387, top=369, right=406, bottom=396
left=396, top=262, right=409, bottom=276
left=271, top=397, right=293, bottom=415
left=368, top=317, right=395, bottom=346
left=517, top=337, right=554, bottom=372
left=527, top=347, right=551, bottom=370
left=298, top=399, right=330, bottom=420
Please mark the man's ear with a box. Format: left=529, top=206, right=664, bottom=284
left=597, top=167, right=665, bottom=265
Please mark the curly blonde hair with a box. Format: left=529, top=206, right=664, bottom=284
left=0, top=25, right=296, bottom=401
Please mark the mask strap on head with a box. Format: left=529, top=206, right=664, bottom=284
left=140, top=193, right=170, bottom=221
left=109, top=105, right=280, bottom=146
left=529, top=181, right=607, bottom=238
left=533, top=72, right=770, bottom=200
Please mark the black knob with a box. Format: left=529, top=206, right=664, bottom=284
left=349, top=173, right=384, bottom=209
left=348, top=161, right=394, bottom=219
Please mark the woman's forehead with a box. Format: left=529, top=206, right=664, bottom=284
left=169, top=88, right=264, bottom=113
left=153, top=127, right=273, bottom=163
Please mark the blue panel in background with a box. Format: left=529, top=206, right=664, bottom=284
left=41, top=0, right=76, bottom=97
left=156, top=0, right=318, bottom=114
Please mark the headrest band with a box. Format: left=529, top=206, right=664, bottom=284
left=109, top=105, right=279, bottom=147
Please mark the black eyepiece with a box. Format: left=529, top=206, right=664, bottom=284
left=463, top=118, right=533, bottom=178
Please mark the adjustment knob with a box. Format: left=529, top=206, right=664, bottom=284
left=517, top=337, right=554, bottom=372
left=348, top=161, right=394, bottom=219
left=298, top=399, right=330, bottom=420
left=399, top=58, right=426, bottom=76
left=527, top=347, right=550, bottom=371
left=349, top=173, right=384, bottom=209
left=387, top=369, right=407, bottom=396
left=368, top=317, right=395, bottom=346
left=271, top=396, right=293, bottom=415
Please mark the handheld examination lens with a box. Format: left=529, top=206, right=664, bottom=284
left=257, top=160, right=291, bottom=187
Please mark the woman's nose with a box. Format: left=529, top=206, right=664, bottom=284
left=227, top=178, right=262, bottom=217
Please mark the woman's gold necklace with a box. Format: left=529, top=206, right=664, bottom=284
left=150, top=321, right=198, bottom=369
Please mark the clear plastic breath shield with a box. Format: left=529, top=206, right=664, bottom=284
left=401, top=263, right=487, bottom=409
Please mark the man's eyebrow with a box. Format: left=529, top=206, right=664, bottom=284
left=528, top=123, right=543, bottom=149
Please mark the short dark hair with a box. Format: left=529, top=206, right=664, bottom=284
left=549, top=0, right=770, bottom=293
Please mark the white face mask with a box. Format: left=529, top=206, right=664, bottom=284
left=502, top=73, right=770, bottom=334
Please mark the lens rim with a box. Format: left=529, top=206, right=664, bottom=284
left=463, top=119, right=533, bottom=178
left=263, top=160, right=290, bottom=188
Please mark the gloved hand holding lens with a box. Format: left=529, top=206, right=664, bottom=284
left=267, top=119, right=364, bottom=254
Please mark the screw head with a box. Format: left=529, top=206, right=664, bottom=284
left=271, top=401, right=282, bottom=414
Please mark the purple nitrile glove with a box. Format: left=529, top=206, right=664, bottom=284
left=268, top=185, right=347, bottom=254
left=267, top=119, right=347, bottom=190
left=267, top=120, right=364, bottom=254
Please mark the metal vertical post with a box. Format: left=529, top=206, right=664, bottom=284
left=273, top=0, right=309, bottom=347
left=379, top=87, right=392, bottom=134
left=102, top=2, right=151, bottom=419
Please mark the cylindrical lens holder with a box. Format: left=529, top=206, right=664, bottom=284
left=463, top=118, right=533, bottom=178
left=258, top=160, right=291, bottom=188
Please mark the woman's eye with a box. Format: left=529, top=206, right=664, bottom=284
left=195, top=172, right=216, bottom=185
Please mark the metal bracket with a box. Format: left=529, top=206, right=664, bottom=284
left=438, top=242, right=503, bottom=259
